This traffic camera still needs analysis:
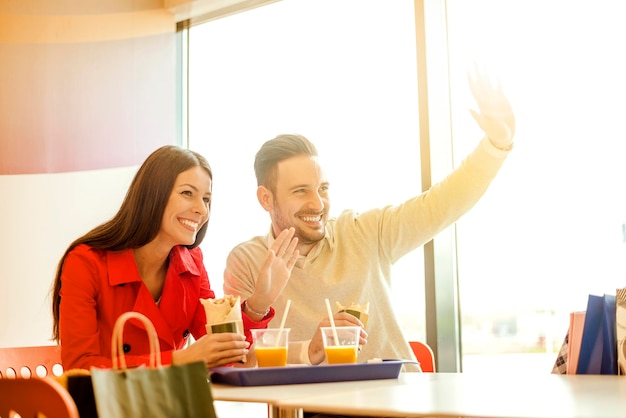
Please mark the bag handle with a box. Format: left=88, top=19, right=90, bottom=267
left=111, top=311, right=162, bottom=370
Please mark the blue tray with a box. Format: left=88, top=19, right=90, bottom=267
left=209, top=360, right=405, bottom=386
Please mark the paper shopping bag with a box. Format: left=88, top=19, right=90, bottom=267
left=576, top=294, right=617, bottom=375
left=67, top=373, right=99, bottom=418
left=601, top=294, right=617, bottom=374
left=551, top=331, right=568, bottom=374
left=91, top=311, right=217, bottom=418
left=56, top=369, right=99, bottom=418
left=616, top=287, right=626, bottom=375
left=566, top=311, right=586, bottom=374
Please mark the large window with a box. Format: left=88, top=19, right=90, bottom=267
left=186, top=0, right=626, bottom=375
left=188, top=0, right=425, bottom=343
left=447, top=0, right=626, bottom=372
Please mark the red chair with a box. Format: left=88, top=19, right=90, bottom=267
left=409, top=340, right=436, bottom=372
left=0, top=345, right=63, bottom=378
left=0, top=376, right=79, bottom=418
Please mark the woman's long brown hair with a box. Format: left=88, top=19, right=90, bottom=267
left=50, top=145, right=212, bottom=342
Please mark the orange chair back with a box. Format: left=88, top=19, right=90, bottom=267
left=0, top=345, right=63, bottom=378
left=0, top=377, right=79, bottom=418
left=409, top=340, right=436, bottom=372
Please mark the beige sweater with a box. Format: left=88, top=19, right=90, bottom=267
left=224, top=137, right=510, bottom=371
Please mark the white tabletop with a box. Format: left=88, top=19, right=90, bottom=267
left=210, top=374, right=407, bottom=404
left=276, top=372, right=626, bottom=418
left=211, top=372, right=626, bottom=418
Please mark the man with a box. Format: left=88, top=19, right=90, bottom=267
left=224, top=69, right=515, bottom=369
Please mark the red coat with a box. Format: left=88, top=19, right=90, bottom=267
left=59, top=244, right=273, bottom=370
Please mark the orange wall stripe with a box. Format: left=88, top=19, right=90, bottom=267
left=0, top=10, right=175, bottom=44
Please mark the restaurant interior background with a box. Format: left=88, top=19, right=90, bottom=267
left=187, top=0, right=626, bottom=374
left=1, top=0, right=625, bottom=388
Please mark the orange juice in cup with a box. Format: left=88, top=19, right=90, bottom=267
left=324, top=345, right=358, bottom=364
left=321, top=326, right=360, bottom=364
left=251, top=328, right=290, bottom=367
left=255, top=346, right=288, bottom=367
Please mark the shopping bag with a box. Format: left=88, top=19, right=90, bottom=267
left=566, top=311, right=586, bottom=374
left=67, top=373, right=99, bottom=418
left=91, top=311, right=217, bottom=418
left=551, top=331, right=568, bottom=374
left=616, top=287, right=626, bottom=375
left=56, top=369, right=99, bottom=418
left=576, top=294, right=617, bottom=375
left=601, top=294, right=617, bottom=374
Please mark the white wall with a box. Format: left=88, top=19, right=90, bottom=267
left=0, top=166, right=137, bottom=347
left=0, top=0, right=177, bottom=349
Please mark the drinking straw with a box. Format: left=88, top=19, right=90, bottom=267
left=275, top=299, right=291, bottom=347
left=324, top=298, right=339, bottom=343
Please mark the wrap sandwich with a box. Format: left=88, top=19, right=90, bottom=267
left=200, top=295, right=244, bottom=336
left=336, top=301, right=369, bottom=329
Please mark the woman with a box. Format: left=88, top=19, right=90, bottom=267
left=51, top=145, right=298, bottom=370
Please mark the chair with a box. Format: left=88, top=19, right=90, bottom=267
left=0, top=345, right=63, bottom=378
left=409, top=341, right=436, bottom=372
left=0, top=376, right=79, bottom=418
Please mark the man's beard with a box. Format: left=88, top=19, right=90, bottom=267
left=273, top=207, right=326, bottom=245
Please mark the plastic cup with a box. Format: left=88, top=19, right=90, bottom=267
left=321, top=326, right=360, bottom=364
left=251, top=328, right=290, bottom=367
left=338, top=307, right=368, bottom=352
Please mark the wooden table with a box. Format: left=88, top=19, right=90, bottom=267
left=211, top=372, right=626, bottom=418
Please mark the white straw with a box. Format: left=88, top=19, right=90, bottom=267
left=275, top=299, right=291, bottom=347
left=324, top=298, right=339, bottom=343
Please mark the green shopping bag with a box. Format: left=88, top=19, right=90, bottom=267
left=91, top=311, right=217, bottom=418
